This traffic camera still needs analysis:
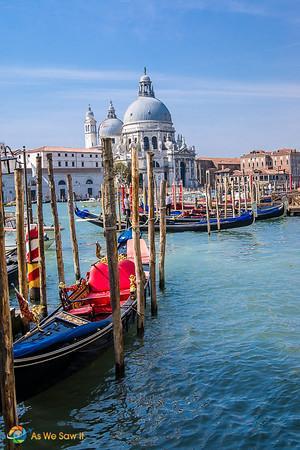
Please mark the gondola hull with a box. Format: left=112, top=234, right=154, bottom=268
left=12, top=298, right=137, bottom=404
left=255, top=203, right=285, bottom=221
left=76, top=207, right=254, bottom=232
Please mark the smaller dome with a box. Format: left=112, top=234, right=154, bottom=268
left=140, top=74, right=150, bottom=82
left=99, top=101, right=123, bottom=138
left=86, top=104, right=94, bottom=118
left=99, top=118, right=123, bottom=138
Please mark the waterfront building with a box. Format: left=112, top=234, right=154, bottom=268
left=0, top=145, right=102, bottom=202
left=25, top=146, right=102, bottom=201
left=85, top=70, right=198, bottom=187
left=196, top=156, right=240, bottom=186
left=240, top=149, right=300, bottom=188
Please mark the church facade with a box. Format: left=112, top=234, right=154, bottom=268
left=84, top=70, right=197, bottom=187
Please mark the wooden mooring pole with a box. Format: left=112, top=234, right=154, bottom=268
left=238, top=177, right=241, bottom=216
left=14, top=168, right=28, bottom=300
left=46, top=153, right=65, bottom=284
left=36, top=156, right=48, bottom=316
left=146, top=152, right=157, bottom=315
left=243, top=177, right=248, bottom=211
left=205, top=184, right=211, bottom=235
left=0, top=162, right=18, bottom=449
left=131, top=145, right=145, bottom=336
left=67, top=174, right=81, bottom=282
left=231, top=180, right=236, bottom=218
left=215, top=180, right=221, bottom=231
left=224, top=177, right=228, bottom=218
left=159, top=179, right=167, bottom=290
left=102, top=138, right=124, bottom=377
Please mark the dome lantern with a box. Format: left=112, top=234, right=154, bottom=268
left=138, top=67, right=155, bottom=98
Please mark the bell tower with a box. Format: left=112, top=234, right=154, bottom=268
left=84, top=105, right=97, bottom=148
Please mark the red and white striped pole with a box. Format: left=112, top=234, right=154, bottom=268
left=26, top=224, right=40, bottom=303
left=179, top=180, right=183, bottom=212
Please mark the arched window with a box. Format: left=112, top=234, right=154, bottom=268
left=58, top=180, right=66, bottom=185
left=143, top=136, right=149, bottom=150
left=86, top=179, right=93, bottom=184
left=152, top=136, right=158, bottom=150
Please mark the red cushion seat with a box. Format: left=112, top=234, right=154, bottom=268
left=69, top=305, right=93, bottom=317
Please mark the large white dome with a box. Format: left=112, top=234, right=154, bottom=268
left=123, top=96, right=172, bottom=124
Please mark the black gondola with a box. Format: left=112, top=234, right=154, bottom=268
left=75, top=206, right=254, bottom=232
left=9, top=241, right=149, bottom=404
left=6, top=247, right=18, bottom=284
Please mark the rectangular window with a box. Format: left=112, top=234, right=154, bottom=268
left=81, top=154, right=84, bottom=157
left=65, top=161, right=68, bottom=167
left=58, top=161, right=61, bottom=167
left=95, top=154, right=98, bottom=158
left=72, top=161, right=75, bottom=167
left=65, top=153, right=67, bottom=157
left=82, top=162, right=84, bottom=167
left=72, top=153, right=74, bottom=157
left=90, top=154, right=92, bottom=158
left=96, top=162, right=98, bottom=168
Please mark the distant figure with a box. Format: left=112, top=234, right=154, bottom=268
left=166, top=193, right=172, bottom=216
left=124, top=193, right=131, bottom=228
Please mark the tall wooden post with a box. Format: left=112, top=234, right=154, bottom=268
left=46, top=153, right=65, bottom=284
left=238, top=177, right=241, bottom=216
left=0, top=162, right=18, bottom=449
left=243, top=177, right=248, bottom=211
left=116, top=184, right=122, bottom=231
left=36, top=156, right=48, bottom=316
left=102, top=138, right=124, bottom=377
left=14, top=168, right=28, bottom=300
left=131, top=145, right=145, bottom=336
left=159, top=179, right=167, bottom=290
left=205, top=184, right=211, bottom=235
left=224, top=177, right=228, bottom=218
left=146, top=152, right=157, bottom=315
left=231, top=180, right=236, bottom=218
left=67, top=174, right=81, bottom=282
left=142, top=179, right=147, bottom=214
left=215, top=180, right=221, bottom=231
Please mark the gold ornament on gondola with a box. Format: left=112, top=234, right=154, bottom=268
left=129, top=274, right=136, bottom=299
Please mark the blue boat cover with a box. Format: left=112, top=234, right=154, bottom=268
left=118, top=228, right=132, bottom=244
left=75, top=207, right=97, bottom=220
left=257, top=205, right=280, bottom=215
left=14, top=317, right=111, bottom=359
left=197, top=211, right=252, bottom=225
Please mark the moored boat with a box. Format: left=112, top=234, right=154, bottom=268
left=10, top=241, right=149, bottom=403
left=75, top=206, right=254, bottom=232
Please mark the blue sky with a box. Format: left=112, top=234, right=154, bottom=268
left=1, top=0, right=300, bottom=156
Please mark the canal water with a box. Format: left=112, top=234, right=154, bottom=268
left=1, top=204, right=300, bottom=449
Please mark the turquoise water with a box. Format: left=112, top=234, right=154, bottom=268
left=1, top=205, right=300, bottom=449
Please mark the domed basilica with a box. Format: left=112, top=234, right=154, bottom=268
left=84, top=69, right=197, bottom=187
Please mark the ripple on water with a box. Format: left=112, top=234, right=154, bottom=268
left=1, top=209, right=300, bottom=450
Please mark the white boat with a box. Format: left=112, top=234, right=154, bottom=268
left=81, top=198, right=100, bottom=208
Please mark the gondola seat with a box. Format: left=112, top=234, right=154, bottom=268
left=69, top=305, right=93, bottom=318
left=69, top=259, right=136, bottom=314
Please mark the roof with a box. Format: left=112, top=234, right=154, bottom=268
left=99, top=117, right=123, bottom=138
left=242, top=148, right=299, bottom=158
left=27, top=146, right=101, bottom=154
left=123, top=96, right=172, bottom=124
left=196, top=156, right=240, bottom=165
left=271, top=148, right=298, bottom=155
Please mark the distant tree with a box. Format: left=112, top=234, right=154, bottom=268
left=114, top=161, right=131, bottom=185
